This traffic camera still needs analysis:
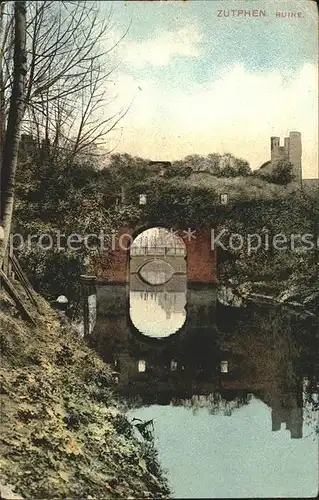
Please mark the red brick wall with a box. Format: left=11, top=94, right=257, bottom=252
left=92, top=227, right=217, bottom=284
left=184, top=228, right=217, bottom=283
left=92, top=227, right=132, bottom=283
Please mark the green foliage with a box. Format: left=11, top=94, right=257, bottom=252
left=278, top=255, right=318, bottom=308
left=217, top=195, right=318, bottom=303
left=13, top=142, right=315, bottom=317
left=14, top=150, right=141, bottom=313
left=236, top=159, right=251, bottom=176
left=172, top=153, right=251, bottom=177
left=132, top=418, right=155, bottom=443
left=259, top=161, right=295, bottom=185
left=104, top=153, right=154, bottom=189
left=128, top=179, right=221, bottom=227
left=163, top=163, right=193, bottom=178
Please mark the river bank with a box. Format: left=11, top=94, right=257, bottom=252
left=0, top=289, right=169, bottom=499
left=217, top=258, right=318, bottom=317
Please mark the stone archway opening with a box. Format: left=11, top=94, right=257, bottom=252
left=130, top=227, right=186, bottom=284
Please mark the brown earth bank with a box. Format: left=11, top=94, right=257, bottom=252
left=0, top=290, right=170, bottom=499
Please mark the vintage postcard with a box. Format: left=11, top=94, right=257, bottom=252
left=0, top=0, right=318, bottom=499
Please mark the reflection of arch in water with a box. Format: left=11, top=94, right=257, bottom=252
left=129, top=289, right=187, bottom=339
left=129, top=227, right=187, bottom=339
left=126, top=303, right=187, bottom=346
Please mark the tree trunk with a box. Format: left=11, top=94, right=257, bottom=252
left=0, top=1, right=5, bottom=189
left=0, top=1, right=26, bottom=268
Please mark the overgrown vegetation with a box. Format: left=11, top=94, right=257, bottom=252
left=256, top=160, right=295, bottom=185
left=0, top=293, right=170, bottom=499
left=13, top=145, right=318, bottom=314
left=168, top=153, right=251, bottom=177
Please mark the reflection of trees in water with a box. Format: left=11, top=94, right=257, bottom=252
left=217, top=306, right=318, bottom=437
left=303, top=378, right=319, bottom=438
left=217, top=308, right=303, bottom=385
left=171, top=392, right=252, bottom=416
left=93, top=287, right=318, bottom=438
left=134, top=291, right=186, bottom=319
left=304, top=379, right=319, bottom=411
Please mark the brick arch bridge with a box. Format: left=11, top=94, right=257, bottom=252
left=92, top=225, right=217, bottom=284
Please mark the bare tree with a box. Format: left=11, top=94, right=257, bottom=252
left=19, top=1, right=129, bottom=158
left=0, top=1, right=130, bottom=266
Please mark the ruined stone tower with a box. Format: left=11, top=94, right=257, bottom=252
left=270, top=131, right=302, bottom=184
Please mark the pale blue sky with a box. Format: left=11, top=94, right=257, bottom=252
left=109, top=0, right=317, bottom=75
left=101, top=1, right=318, bottom=177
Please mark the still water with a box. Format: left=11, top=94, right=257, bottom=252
left=91, top=262, right=318, bottom=498
left=129, top=398, right=317, bottom=498
left=130, top=291, right=186, bottom=337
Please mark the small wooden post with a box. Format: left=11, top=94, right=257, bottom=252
left=2, top=245, right=9, bottom=277
left=8, top=238, right=13, bottom=279
left=83, top=291, right=90, bottom=337
left=80, top=275, right=96, bottom=337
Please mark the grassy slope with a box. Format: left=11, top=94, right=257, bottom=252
left=181, top=173, right=298, bottom=199
left=0, top=292, right=169, bottom=499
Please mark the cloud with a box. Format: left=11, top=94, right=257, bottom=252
left=122, top=27, right=202, bottom=67
left=106, top=72, right=159, bottom=127
left=108, top=63, right=318, bottom=178
left=168, top=64, right=317, bottom=133
left=166, top=63, right=318, bottom=175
